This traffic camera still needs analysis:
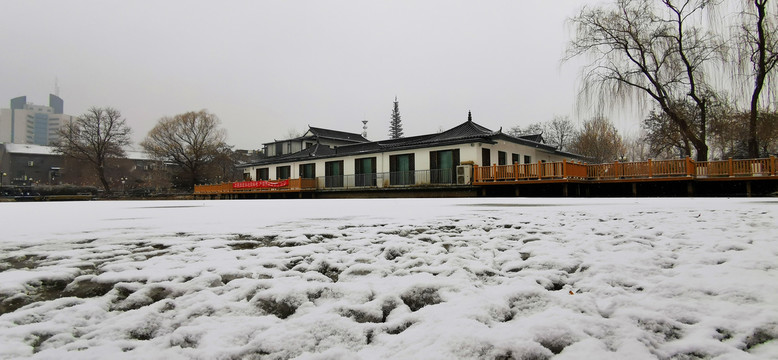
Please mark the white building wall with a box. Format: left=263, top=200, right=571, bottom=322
left=290, top=141, right=302, bottom=154
left=243, top=140, right=573, bottom=182
left=479, top=140, right=569, bottom=165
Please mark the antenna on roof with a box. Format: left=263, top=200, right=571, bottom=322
left=54, top=77, right=60, bottom=97
left=362, top=120, right=368, bottom=139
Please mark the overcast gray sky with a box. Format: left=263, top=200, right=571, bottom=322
left=1, top=0, right=627, bottom=149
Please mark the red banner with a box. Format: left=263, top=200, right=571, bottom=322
left=232, top=179, right=289, bottom=189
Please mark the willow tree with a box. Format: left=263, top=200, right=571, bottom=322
left=737, top=0, right=778, bottom=157
left=53, top=107, right=132, bottom=193
left=141, top=110, right=228, bottom=190
left=566, top=0, right=725, bottom=161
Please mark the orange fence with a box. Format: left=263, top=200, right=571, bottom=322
left=475, top=160, right=576, bottom=181
left=194, top=178, right=317, bottom=195
left=196, top=156, right=777, bottom=194
left=474, top=156, right=777, bottom=183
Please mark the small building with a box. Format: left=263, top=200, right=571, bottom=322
left=263, top=127, right=369, bottom=158
left=0, top=143, right=162, bottom=189
left=240, top=115, right=582, bottom=188
left=0, top=143, right=62, bottom=186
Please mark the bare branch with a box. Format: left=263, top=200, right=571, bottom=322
left=51, top=107, right=132, bottom=193
left=141, top=110, right=230, bottom=190
left=565, top=0, right=723, bottom=160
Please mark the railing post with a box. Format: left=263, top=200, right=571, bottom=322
left=686, top=156, right=693, bottom=177
left=614, top=160, right=620, bottom=179
left=648, top=159, right=653, bottom=178
left=492, top=163, right=497, bottom=182
left=771, top=156, right=776, bottom=176
left=563, top=159, right=568, bottom=179
left=473, top=165, right=479, bottom=182
left=728, top=157, right=734, bottom=177
left=538, top=160, right=543, bottom=180
left=514, top=162, right=519, bottom=180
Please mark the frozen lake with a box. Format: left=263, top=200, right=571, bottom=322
left=1, top=198, right=777, bottom=359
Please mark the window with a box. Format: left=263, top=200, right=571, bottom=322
left=482, top=148, right=491, bottom=166
left=512, top=153, right=520, bottom=164
left=257, top=168, right=269, bottom=180
left=390, top=154, right=415, bottom=185
left=355, top=157, right=377, bottom=187
left=275, top=143, right=283, bottom=156
left=498, top=151, right=507, bottom=166
left=305, top=142, right=315, bottom=149
left=325, top=160, right=344, bottom=188
left=430, top=149, right=460, bottom=184
left=299, top=163, right=316, bottom=179
left=276, top=166, right=291, bottom=180
left=524, top=155, right=532, bottom=164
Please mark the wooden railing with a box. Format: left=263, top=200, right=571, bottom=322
left=474, top=156, right=777, bottom=183
left=196, top=156, right=776, bottom=194
left=194, top=178, right=317, bottom=195
left=475, top=160, right=577, bottom=182
left=193, top=183, right=233, bottom=194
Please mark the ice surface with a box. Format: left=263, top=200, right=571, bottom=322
left=0, top=198, right=777, bottom=359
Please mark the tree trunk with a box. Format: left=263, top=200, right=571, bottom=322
left=97, top=165, right=111, bottom=193
left=749, top=100, right=761, bottom=158
left=748, top=0, right=769, bottom=158
left=694, top=143, right=709, bottom=162
left=660, top=102, right=709, bottom=161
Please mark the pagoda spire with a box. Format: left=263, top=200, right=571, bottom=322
left=389, top=97, right=403, bottom=139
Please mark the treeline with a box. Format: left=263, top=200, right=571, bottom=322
left=564, top=0, right=777, bottom=161
left=510, top=110, right=778, bottom=164
left=53, top=108, right=249, bottom=194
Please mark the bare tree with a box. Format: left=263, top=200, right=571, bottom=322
left=508, top=116, right=576, bottom=150
left=285, top=128, right=303, bottom=139
left=709, top=109, right=749, bottom=158
left=566, top=0, right=725, bottom=161
left=623, top=132, right=652, bottom=161
left=642, top=104, right=698, bottom=158
left=735, top=0, right=778, bottom=157
left=571, top=117, right=625, bottom=163
left=209, top=144, right=246, bottom=183
left=141, top=110, right=229, bottom=190
left=52, top=107, right=131, bottom=193
left=545, top=116, right=577, bottom=151
left=507, top=122, right=545, bottom=138
left=757, top=110, right=778, bottom=155
left=709, top=108, right=778, bottom=158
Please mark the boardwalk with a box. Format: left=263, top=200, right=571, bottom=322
left=473, top=156, right=777, bottom=183
left=195, top=156, right=777, bottom=198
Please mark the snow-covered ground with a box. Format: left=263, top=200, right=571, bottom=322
left=1, top=198, right=777, bottom=359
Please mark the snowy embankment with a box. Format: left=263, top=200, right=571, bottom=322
left=0, top=198, right=777, bottom=359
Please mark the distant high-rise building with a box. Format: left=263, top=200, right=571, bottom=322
left=0, top=94, right=73, bottom=145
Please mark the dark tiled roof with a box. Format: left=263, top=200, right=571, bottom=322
left=429, top=120, right=496, bottom=141
left=244, top=120, right=575, bottom=167
left=517, top=134, right=544, bottom=143
left=262, top=127, right=369, bottom=146
left=308, top=127, right=369, bottom=143
left=259, top=143, right=337, bottom=163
